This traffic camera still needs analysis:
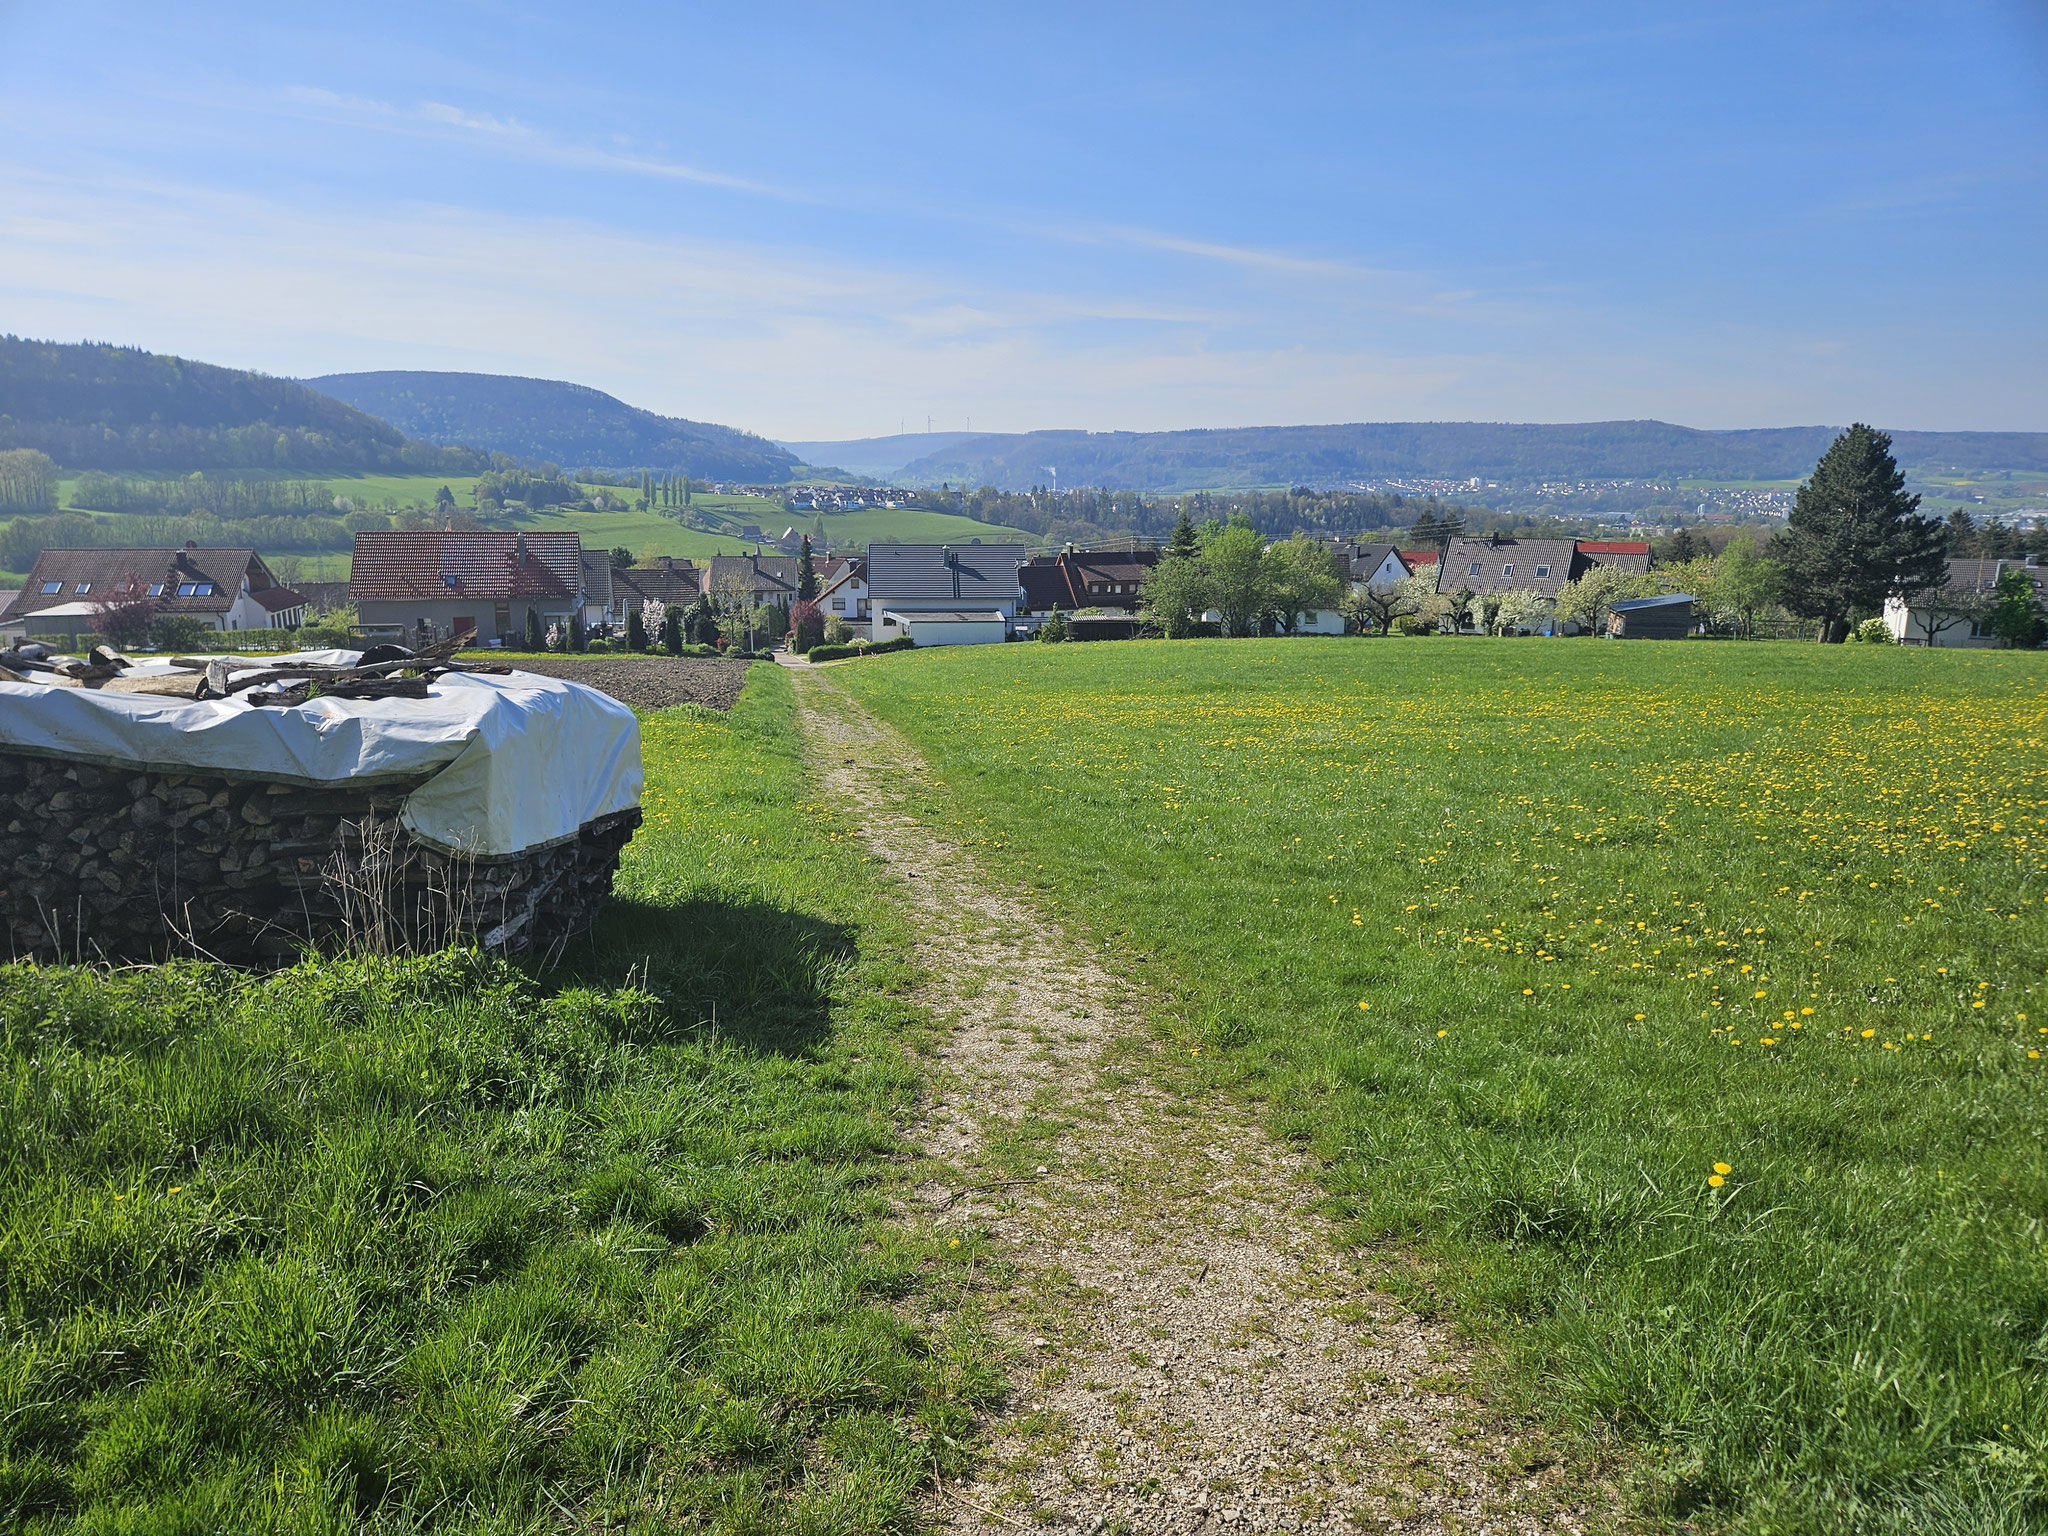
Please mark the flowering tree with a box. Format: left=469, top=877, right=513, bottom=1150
left=1555, top=564, right=1649, bottom=633
left=1346, top=571, right=1438, bottom=635
left=1492, top=588, right=1555, bottom=635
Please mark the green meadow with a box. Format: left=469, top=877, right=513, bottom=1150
left=837, top=636, right=2048, bottom=1534
left=34, top=475, right=1033, bottom=583
left=0, top=667, right=998, bottom=1533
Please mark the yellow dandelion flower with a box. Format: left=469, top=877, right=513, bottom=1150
left=1713, top=1162, right=1732, bottom=1174
left=1358, top=1000, right=1371, bottom=1010
left=1436, top=1029, right=1448, bottom=1038
left=1708, top=1174, right=1726, bottom=1188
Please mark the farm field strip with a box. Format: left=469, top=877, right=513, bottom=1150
left=838, top=637, right=2048, bottom=1534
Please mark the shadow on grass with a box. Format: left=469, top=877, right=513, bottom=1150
left=553, top=894, right=859, bottom=1057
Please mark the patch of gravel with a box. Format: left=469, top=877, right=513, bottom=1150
left=495, top=655, right=752, bottom=711
left=793, top=673, right=1592, bottom=1536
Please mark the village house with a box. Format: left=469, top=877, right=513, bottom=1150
left=866, top=542, right=1027, bottom=644
left=611, top=555, right=701, bottom=628
left=3, top=544, right=305, bottom=642
left=1344, top=542, right=1412, bottom=589
left=815, top=555, right=869, bottom=628
left=1883, top=556, right=2042, bottom=647
left=1435, top=536, right=1652, bottom=632
left=349, top=530, right=583, bottom=646
left=1019, top=546, right=1159, bottom=620
left=702, top=552, right=799, bottom=612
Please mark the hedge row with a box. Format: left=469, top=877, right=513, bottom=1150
left=806, top=637, right=918, bottom=663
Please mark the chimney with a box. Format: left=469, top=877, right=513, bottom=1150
left=515, top=533, right=529, bottom=569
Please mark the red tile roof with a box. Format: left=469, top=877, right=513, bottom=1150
left=1576, top=540, right=1651, bottom=555
left=348, top=531, right=581, bottom=602
left=1399, top=548, right=1440, bottom=567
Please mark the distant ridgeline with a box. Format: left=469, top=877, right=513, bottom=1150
left=890, top=421, right=2048, bottom=492
left=0, top=338, right=483, bottom=473
left=306, top=370, right=799, bottom=483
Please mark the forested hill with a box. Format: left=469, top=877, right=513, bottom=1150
left=892, top=420, right=2048, bottom=491
left=308, top=371, right=798, bottom=482
left=0, top=338, right=481, bottom=473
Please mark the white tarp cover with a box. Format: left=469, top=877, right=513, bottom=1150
left=0, top=652, right=641, bottom=855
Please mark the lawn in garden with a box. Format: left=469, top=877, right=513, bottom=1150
left=0, top=665, right=996, bottom=1533
left=839, top=635, right=2048, bottom=1534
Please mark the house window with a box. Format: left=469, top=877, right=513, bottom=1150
left=74, top=582, right=92, bottom=594
left=178, top=582, right=199, bottom=597
left=147, top=583, right=165, bottom=596
left=1500, top=565, right=1514, bottom=578
left=1534, top=564, right=1550, bottom=579
left=1467, top=562, right=1482, bottom=576
left=195, top=582, right=213, bottom=596
left=40, top=580, right=61, bottom=594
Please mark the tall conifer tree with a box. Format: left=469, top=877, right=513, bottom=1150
left=1777, top=424, right=1945, bottom=643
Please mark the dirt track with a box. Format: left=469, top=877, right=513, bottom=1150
left=794, top=670, right=1587, bottom=1536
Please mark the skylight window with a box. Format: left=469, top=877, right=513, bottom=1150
left=1501, top=564, right=1514, bottom=577
left=177, top=582, right=199, bottom=597
left=1467, top=561, right=1482, bottom=575
left=1535, top=564, right=1551, bottom=578
left=40, top=580, right=61, bottom=594
left=75, top=582, right=92, bottom=594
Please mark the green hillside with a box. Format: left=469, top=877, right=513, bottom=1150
left=307, top=370, right=797, bottom=482
left=0, top=338, right=480, bottom=474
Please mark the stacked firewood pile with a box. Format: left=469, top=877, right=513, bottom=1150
left=0, top=633, right=642, bottom=965
left=0, top=630, right=504, bottom=704
left=0, top=750, right=640, bottom=964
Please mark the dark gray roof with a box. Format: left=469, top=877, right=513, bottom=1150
left=1437, top=538, right=1580, bottom=597
left=1348, top=542, right=1405, bottom=578
left=866, top=543, right=1026, bottom=601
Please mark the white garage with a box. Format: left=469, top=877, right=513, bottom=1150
left=878, top=608, right=1009, bottom=646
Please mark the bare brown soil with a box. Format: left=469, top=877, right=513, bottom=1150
left=498, top=654, right=752, bottom=711
left=794, top=673, right=1590, bottom=1536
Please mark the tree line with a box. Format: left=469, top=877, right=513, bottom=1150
left=70, top=472, right=338, bottom=519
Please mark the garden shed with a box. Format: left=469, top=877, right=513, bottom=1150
left=1608, top=593, right=1694, bottom=639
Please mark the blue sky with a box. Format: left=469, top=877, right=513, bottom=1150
left=1, top=1, right=2043, bottom=437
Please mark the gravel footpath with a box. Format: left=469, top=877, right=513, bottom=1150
left=794, top=673, right=1592, bottom=1536
left=493, top=655, right=753, bottom=711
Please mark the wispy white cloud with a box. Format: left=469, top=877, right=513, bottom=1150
left=276, top=86, right=806, bottom=200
